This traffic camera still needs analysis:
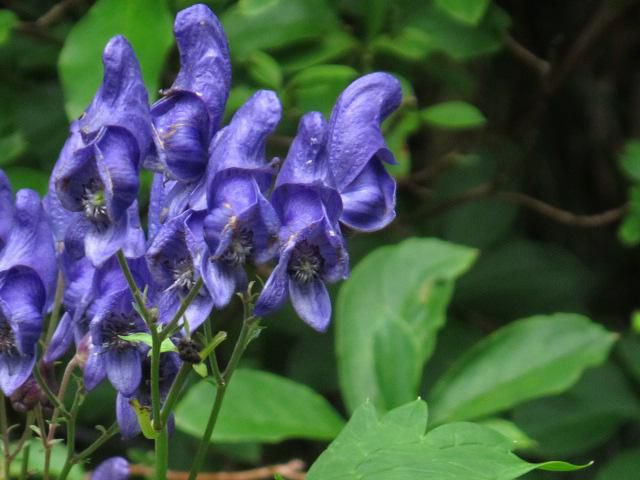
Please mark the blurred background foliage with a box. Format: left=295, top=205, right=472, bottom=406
left=2, top=0, right=640, bottom=478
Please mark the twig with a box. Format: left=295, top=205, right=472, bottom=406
left=35, top=0, right=82, bottom=28
left=128, top=459, right=307, bottom=480
left=504, top=35, right=550, bottom=77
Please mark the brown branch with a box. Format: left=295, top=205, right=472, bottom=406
left=412, top=184, right=628, bottom=228
left=504, top=35, right=550, bottom=77
left=128, top=459, right=306, bottom=480
left=35, top=0, right=83, bottom=28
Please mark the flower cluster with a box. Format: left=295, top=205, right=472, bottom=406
left=0, top=3, right=401, bottom=442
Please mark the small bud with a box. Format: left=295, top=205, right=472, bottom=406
left=76, top=333, right=91, bottom=368
left=10, top=376, right=45, bottom=413
left=177, top=338, right=201, bottom=364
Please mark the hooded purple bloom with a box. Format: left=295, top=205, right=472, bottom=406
left=0, top=185, right=56, bottom=395
left=85, top=256, right=150, bottom=395
left=201, top=90, right=282, bottom=308
left=255, top=113, right=349, bottom=331
left=147, top=4, right=231, bottom=219
left=91, top=457, right=129, bottom=480
left=54, top=37, right=150, bottom=266
left=146, top=210, right=213, bottom=331
left=116, top=352, right=180, bottom=439
left=326, top=72, right=402, bottom=232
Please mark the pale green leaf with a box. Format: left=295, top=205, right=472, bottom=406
left=421, top=100, right=486, bottom=129
left=436, top=0, right=492, bottom=25
left=307, top=400, right=589, bottom=480
left=429, top=313, right=616, bottom=425
left=337, top=238, right=478, bottom=413
left=176, top=369, right=345, bottom=443
left=0, top=9, right=17, bottom=46
left=246, top=51, right=282, bottom=89
left=59, top=0, right=173, bottom=119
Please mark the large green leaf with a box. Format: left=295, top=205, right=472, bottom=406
left=59, top=0, right=173, bottom=119
left=337, top=238, right=478, bottom=413
left=221, top=0, right=338, bottom=61
left=12, top=440, right=84, bottom=480
left=597, top=448, right=640, bottom=480
left=428, top=313, right=616, bottom=425
left=513, top=363, right=640, bottom=456
left=436, top=0, right=492, bottom=25
left=175, top=369, right=344, bottom=443
left=307, top=400, right=589, bottom=480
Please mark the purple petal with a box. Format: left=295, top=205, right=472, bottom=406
left=151, top=92, right=210, bottom=181
left=84, top=341, right=106, bottom=391
left=105, top=348, right=142, bottom=396
left=327, top=73, right=401, bottom=190
left=146, top=211, right=191, bottom=289
left=92, top=456, right=130, bottom=480
left=200, top=256, right=244, bottom=309
left=340, top=156, right=396, bottom=231
left=122, top=202, right=147, bottom=258
left=0, top=169, right=14, bottom=249
left=79, top=35, right=152, bottom=160
left=0, top=190, right=57, bottom=301
left=208, top=90, right=281, bottom=176
left=116, top=393, right=141, bottom=440
left=289, top=277, right=332, bottom=332
left=0, top=353, right=35, bottom=396
left=148, top=173, right=168, bottom=242
left=172, top=4, right=231, bottom=134
left=43, top=311, right=74, bottom=363
left=254, top=246, right=293, bottom=317
left=84, top=214, right=129, bottom=267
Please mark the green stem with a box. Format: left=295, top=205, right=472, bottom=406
left=0, top=397, right=10, bottom=480
left=19, top=443, right=29, bottom=480
left=154, top=428, right=169, bottom=480
left=44, top=271, right=65, bottom=344
left=116, top=250, right=151, bottom=323
left=32, top=366, right=67, bottom=417
left=57, top=385, right=84, bottom=480
left=72, top=422, right=118, bottom=464
left=34, top=407, right=49, bottom=480
left=203, top=320, right=224, bottom=386
left=159, top=278, right=203, bottom=342
left=8, top=412, right=34, bottom=464
left=150, top=326, right=162, bottom=430
left=159, top=363, right=191, bottom=425
left=186, top=315, right=257, bottom=480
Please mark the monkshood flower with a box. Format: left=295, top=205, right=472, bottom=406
left=116, top=352, right=180, bottom=439
left=84, top=256, right=151, bottom=396
left=146, top=210, right=213, bottom=330
left=255, top=113, right=349, bottom=331
left=54, top=36, right=151, bottom=266
left=0, top=185, right=57, bottom=395
left=91, top=457, right=129, bottom=480
left=326, top=72, right=402, bottom=232
left=147, top=4, right=231, bottom=217
left=201, top=90, right=281, bottom=308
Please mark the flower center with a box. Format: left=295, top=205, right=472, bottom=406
left=221, top=229, right=254, bottom=266
left=168, top=258, right=196, bottom=292
left=101, top=314, right=139, bottom=352
left=288, top=241, right=324, bottom=284
left=0, top=314, right=18, bottom=356
left=81, top=179, right=109, bottom=228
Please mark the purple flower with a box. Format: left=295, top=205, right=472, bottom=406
left=146, top=210, right=213, bottom=331
left=0, top=184, right=56, bottom=395
left=116, top=352, right=180, bottom=439
left=326, top=72, right=402, bottom=232
left=54, top=37, right=150, bottom=266
left=91, top=456, right=129, bottom=480
left=201, top=90, right=281, bottom=308
left=255, top=113, right=348, bottom=331
left=85, top=256, right=150, bottom=395
left=147, top=4, right=231, bottom=219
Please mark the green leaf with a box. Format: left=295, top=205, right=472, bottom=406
left=119, top=333, right=177, bottom=354
left=11, top=440, right=84, bottom=480
left=436, top=0, right=492, bottom=25
left=372, top=27, right=433, bottom=62
left=307, top=399, right=589, bottom=480
left=513, top=363, right=640, bottom=457
left=421, top=101, right=486, bottom=129
left=0, top=131, right=26, bottom=166
left=288, top=65, right=359, bottom=116
left=337, top=238, right=478, bottom=413
left=279, top=31, right=358, bottom=73
left=5, top=167, right=48, bottom=195
left=130, top=398, right=158, bottom=439
left=192, top=362, right=208, bottom=378
left=385, top=110, right=420, bottom=178
left=364, top=0, right=390, bottom=38
left=59, top=0, right=173, bottom=119
left=618, top=187, right=640, bottom=246
left=221, top=0, right=338, bottom=61
left=597, top=448, right=640, bottom=480
left=176, top=369, right=345, bottom=443
left=618, top=335, right=640, bottom=384
left=0, top=9, right=18, bottom=45
left=478, top=418, right=538, bottom=450
left=618, top=139, right=640, bottom=182
left=246, top=51, right=282, bottom=89
left=428, top=313, right=616, bottom=425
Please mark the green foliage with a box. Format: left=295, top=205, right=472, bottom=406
left=428, top=313, right=615, bottom=424
left=246, top=51, right=282, bottom=89
left=175, top=369, right=345, bottom=443
left=597, top=448, right=640, bottom=480
left=59, top=0, right=174, bottom=119
left=11, top=440, right=84, bottom=480
left=307, top=399, right=589, bottom=480
left=0, top=9, right=17, bottom=45
left=421, top=101, right=487, bottom=129
left=337, top=238, right=478, bottom=413
left=435, top=0, right=492, bottom=25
